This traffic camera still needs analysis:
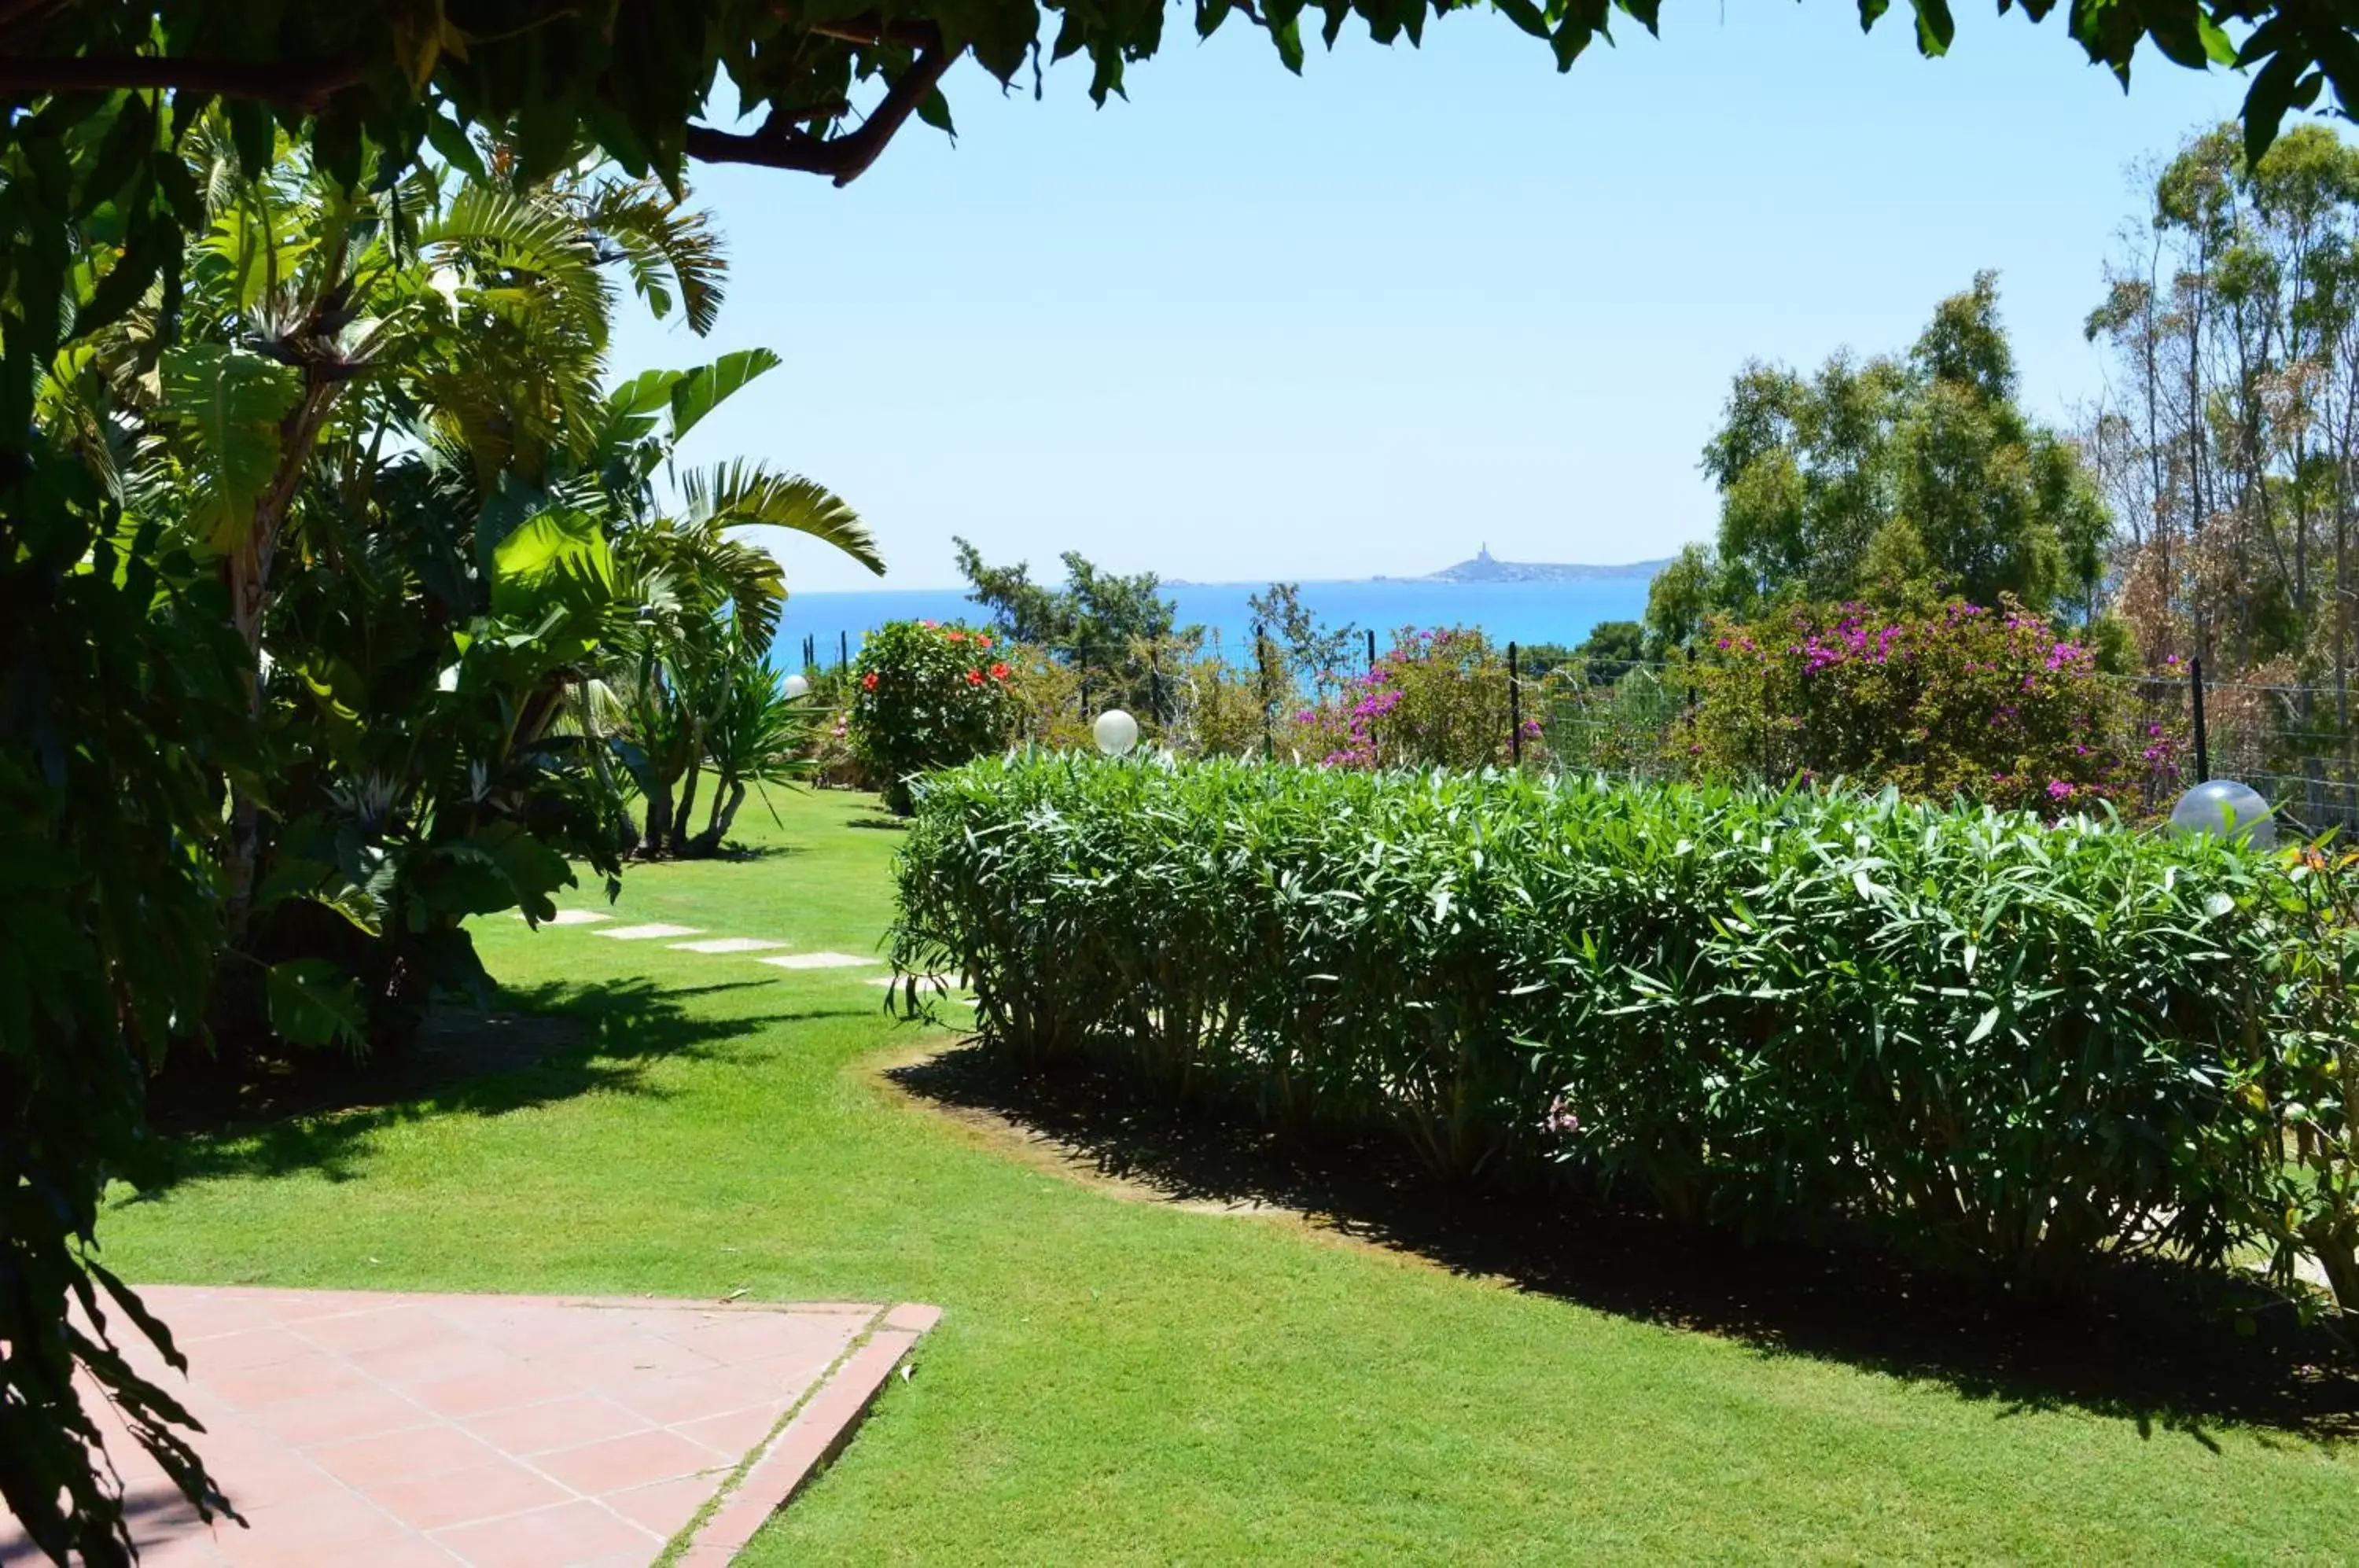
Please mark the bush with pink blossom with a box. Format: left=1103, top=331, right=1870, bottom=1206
left=1691, top=596, right=2177, bottom=815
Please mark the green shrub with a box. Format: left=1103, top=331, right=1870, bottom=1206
left=846, top=619, right=1016, bottom=812
left=892, top=754, right=2357, bottom=1311
left=1286, top=626, right=1527, bottom=768
left=1692, top=597, right=2173, bottom=815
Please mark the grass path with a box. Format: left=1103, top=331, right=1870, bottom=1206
left=99, top=790, right=2359, bottom=1565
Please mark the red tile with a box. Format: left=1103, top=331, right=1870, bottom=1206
left=431, top=1500, right=658, bottom=1568
left=411, top=1363, right=579, bottom=1419
left=308, top=1423, right=499, bottom=1488
left=352, top=1333, right=513, bottom=1387
left=208, top=1356, right=374, bottom=1410
left=668, top=1402, right=786, bottom=1459
left=884, top=1302, right=944, bottom=1334
left=252, top=1386, right=436, bottom=1447
left=46, top=1286, right=938, bottom=1567
left=228, top=1489, right=412, bottom=1555
left=533, top=1430, right=730, bottom=1495
left=653, top=1311, right=848, bottom=1366
left=463, top=1394, right=653, bottom=1457
left=543, top=1336, right=723, bottom=1389
left=180, top=1327, right=319, bottom=1375
left=289, top=1305, right=449, bottom=1356
left=602, top=1363, right=788, bottom=1427
left=602, top=1472, right=724, bottom=1540
left=365, top=1458, right=574, bottom=1532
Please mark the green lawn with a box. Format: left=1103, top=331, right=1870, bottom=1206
left=101, top=788, right=2359, bottom=1565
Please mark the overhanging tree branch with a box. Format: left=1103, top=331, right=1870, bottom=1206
left=0, top=54, right=365, bottom=111
left=683, top=43, right=958, bottom=187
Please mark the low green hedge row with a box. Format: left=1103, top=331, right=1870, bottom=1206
left=890, top=754, right=2358, bottom=1309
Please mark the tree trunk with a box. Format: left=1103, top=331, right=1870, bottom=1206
left=671, top=738, right=704, bottom=852
left=689, top=778, right=745, bottom=848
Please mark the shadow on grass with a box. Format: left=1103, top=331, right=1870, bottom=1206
left=844, top=815, right=909, bottom=832
left=891, top=1043, right=2359, bottom=1444
left=137, top=978, right=851, bottom=1192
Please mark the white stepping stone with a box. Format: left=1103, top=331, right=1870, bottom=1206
left=864, top=975, right=962, bottom=994
left=595, top=922, right=704, bottom=940
left=757, top=951, right=879, bottom=970
left=532, top=909, right=611, bottom=926
left=668, top=937, right=786, bottom=954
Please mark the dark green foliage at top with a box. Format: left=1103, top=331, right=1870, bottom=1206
left=894, top=754, right=2359, bottom=1310
left=1680, top=274, right=2110, bottom=629
left=953, top=536, right=1182, bottom=653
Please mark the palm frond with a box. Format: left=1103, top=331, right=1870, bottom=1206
left=679, top=459, right=885, bottom=579
left=586, top=177, right=728, bottom=337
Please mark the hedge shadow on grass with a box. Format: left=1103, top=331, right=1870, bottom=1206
left=133, top=978, right=854, bottom=1191
left=892, top=1043, right=2359, bottom=1444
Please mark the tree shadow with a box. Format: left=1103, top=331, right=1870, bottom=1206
left=132, top=978, right=856, bottom=1193
left=891, top=1044, right=2359, bottom=1444
left=844, top=815, right=909, bottom=831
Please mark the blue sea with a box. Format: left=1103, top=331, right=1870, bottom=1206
left=774, top=577, right=1654, bottom=668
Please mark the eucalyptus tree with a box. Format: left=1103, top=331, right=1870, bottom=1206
left=1682, top=274, right=2107, bottom=623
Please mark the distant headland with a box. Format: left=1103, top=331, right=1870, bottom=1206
left=1405, top=545, right=1671, bottom=585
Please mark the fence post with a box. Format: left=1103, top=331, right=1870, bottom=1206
left=1508, top=641, right=1523, bottom=766
left=2191, top=655, right=2210, bottom=783
left=1255, top=621, right=1273, bottom=760
left=838, top=630, right=848, bottom=672
left=1366, top=628, right=1376, bottom=672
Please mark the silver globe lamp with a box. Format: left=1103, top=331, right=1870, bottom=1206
left=2168, top=778, right=2276, bottom=850
left=1093, top=709, right=1140, bottom=757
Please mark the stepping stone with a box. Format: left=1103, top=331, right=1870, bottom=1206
left=757, top=951, right=880, bottom=970
left=865, top=975, right=962, bottom=995
left=595, top=922, right=704, bottom=940
left=669, top=937, right=787, bottom=954
left=534, top=908, right=611, bottom=926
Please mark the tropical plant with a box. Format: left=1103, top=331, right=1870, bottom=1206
left=894, top=754, right=2359, bottom=1315
left=606, top=447, right=880, bottom=856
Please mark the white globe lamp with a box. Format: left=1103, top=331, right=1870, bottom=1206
left=1093, top=708, right=1140, bottom=757
left=783, top=674, right=811, bottom=701
left=2168, top=779, right=2276, bottom=849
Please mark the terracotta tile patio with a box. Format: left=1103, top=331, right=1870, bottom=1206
left=1, top=1287, right=940, bottom=1567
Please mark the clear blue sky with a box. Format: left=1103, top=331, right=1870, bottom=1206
left=609, top=3, right=2260, bottom=593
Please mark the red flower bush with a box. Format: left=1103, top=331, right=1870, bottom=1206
left=847, top=620, right=1017, bottom=813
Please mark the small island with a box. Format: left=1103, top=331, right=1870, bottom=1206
left=1422, top=545, right=1671, bottom=584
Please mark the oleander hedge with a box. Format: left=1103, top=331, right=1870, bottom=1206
left=890, top=754, right=2359, bottom=1310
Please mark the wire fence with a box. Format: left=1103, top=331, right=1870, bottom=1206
left=796, top=626, right=2359, bottom=833
left=1524, top=653, right=2359, bottom=834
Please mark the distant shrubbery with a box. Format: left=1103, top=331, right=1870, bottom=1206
left=895, top=754, right=2358, bottom=1312
left=828, top=583, right=2193, bottom=829
left=1691, top=597, right=2179, bottom=815
left=1286, top=628, right=1526, bottom=770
